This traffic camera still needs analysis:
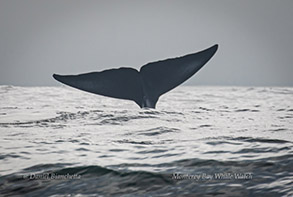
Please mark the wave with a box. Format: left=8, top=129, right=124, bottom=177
left=1, top=155, right=292, bottom=196
left=137, top=127, right=180, bottom=136
left=0, top=165, right=172, bottom=196
left=0, top=110, right=159, bottom=128
left=201, top=136, right=292, bottom=144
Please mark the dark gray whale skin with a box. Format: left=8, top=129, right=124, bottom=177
left=53, top=44, right=218, bottom=108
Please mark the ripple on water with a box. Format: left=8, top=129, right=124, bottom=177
left=137, top=127, right=180, bottom=136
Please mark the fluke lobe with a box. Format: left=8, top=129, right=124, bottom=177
left=53, top=44, right=218, bottom=108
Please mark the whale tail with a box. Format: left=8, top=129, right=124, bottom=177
left=53, top=44, right=218, bottom=108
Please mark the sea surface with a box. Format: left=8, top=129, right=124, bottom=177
left=0, top=85, right=292, bottom=196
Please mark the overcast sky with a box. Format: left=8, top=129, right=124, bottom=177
left=0, top=0, right=292, bottom=86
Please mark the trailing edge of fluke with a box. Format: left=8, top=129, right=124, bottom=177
left=53, top=44, right=218, bottom=108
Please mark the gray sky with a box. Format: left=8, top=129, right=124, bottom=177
left=0, top=0, right=292, bottom=86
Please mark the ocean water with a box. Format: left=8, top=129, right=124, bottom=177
left=0, top=85, right=292, bottom=196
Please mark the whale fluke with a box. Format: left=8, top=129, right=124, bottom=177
left=53, top=68, right=144, bottom=107
left=53, top=44, right=218, bottom=108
